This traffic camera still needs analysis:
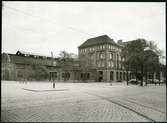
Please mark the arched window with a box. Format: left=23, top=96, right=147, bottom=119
left=99, top=52, right=105, bottom=59
left=110, top=71, right=114, bottom=80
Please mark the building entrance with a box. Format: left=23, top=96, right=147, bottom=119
left=49, top=72, right=57, bottom=81
left=110, top=71, right=114, bottom=81
left=98, top=71, right=103, bottom=82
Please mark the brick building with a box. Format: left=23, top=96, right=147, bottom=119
left=2, top=35, right=164, bottom=82
left=1, top=51, right=80, bottom=81
left=78, top=35, right=128, bottom=82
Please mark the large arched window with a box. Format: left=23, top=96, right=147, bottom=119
left=110, top=71, right=114, bottom=80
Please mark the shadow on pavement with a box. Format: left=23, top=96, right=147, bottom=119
left=22, top=88, right=69, bottom=92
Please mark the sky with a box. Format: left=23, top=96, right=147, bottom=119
left=2, top=2, right=166, bottom=61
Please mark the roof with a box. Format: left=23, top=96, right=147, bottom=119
left=2, top=53, right=57, bottom=66
left=78, top=35, right=121, bottom=48
left=16, top=50, right=52, bottom=58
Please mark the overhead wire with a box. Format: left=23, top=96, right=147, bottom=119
left=3, top=5, right=94, bottom=37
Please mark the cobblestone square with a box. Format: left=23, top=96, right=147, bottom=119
left=1, top=81, right=166, bottom=122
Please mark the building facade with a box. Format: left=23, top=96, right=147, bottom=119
left=2, top=35, right=164, bottom=82
left=78, top=35, right=129, bottom=82
left=1, top=51, right=80, bottom=81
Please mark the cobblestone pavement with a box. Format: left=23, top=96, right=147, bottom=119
left=1, top=81, right=166, bottom=122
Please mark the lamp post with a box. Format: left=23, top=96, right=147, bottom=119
left=51, top=52, right=55, bottom=88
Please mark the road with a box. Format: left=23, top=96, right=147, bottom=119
left=1, top=81, right=166, bottom=122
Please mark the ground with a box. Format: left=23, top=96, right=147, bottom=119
left=1, top=81, right=166, bottom=122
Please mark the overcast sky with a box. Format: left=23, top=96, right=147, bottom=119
left=2, top=2, right=166, bottom=59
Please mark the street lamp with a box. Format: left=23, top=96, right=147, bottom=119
left=51, top=52, right=55, bottom=88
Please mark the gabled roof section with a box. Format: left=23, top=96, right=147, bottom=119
left=78, top=35, right=119, bottom=48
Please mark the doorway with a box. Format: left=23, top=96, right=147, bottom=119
left=110, top=71, right=114, bottom=81
left=98, top=71, right=103, bottom=82
left=49, top=72, right=57, bottom=81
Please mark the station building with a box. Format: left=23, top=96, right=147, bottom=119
left=78, top=35, right=130, bottom=82
left=2, top=35, right=164, bottom=82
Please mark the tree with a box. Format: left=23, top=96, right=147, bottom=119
left=122, top=39, right=147, bottom=86
left=58, top=50, right=78, bottom=62
left=122, top=39, right=163, bottom=86
left=143, top=49, right=160, bottom=85
left=58, top=51, right=78, bottom=81
left=122, top=44, right=131, bottom=85
left=143, top=41, right=165, bottom=85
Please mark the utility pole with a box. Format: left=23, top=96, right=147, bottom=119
left=51, top=52, right=55, bottom=88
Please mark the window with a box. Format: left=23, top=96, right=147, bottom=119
left=111, top=61, right=114, bottom=68
left=67, top=73, right=70, bottom=78
left=117, top=63, right=119, bottom=69
left=101, top=61, right=105, bottom=67
left=99, top=52, right=105, bottom=59
left=123, top=72, right=126, bottom=80
left=119, top=63, right=121, bottom=69
left=100, top=46, right=102, bottom=50
left=62, top=73, right=65, bottom=78
left=53, top=61, right=57, bottom=66
left=108, top=61, right=111, bottom=67
left=108, top=61, right=114, bottom=68
left=81, top=73, right=83, bottom=78
left=112, top=46, right=114, bottom=50
left=97, top=62, right=101, bottom=67
left=116, top=72, right=119, bottom=80
left=109, top=52, right=113, bottom=59
left=120, top=56, right=122, bottom=61
left=103, top=45, right=105, bottom=49
left=119, top=48, right=121, bottom=52
left=117, top=54, right=119, bottom=61
left=87, top=73, right=90, bottom=79
left=17, top=71, right=23, bottom=78
left=120, top=72, right=122, bottom=80
left=97, top=61, right=104, bottom=67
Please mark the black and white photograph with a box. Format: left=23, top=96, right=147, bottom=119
left=1, top=1, right=166, bottom=122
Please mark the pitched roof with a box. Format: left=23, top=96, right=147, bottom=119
left=78, top=35, right=120, bottom=48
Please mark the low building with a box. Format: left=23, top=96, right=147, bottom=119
left=1, top=51, right=80, bottom=81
